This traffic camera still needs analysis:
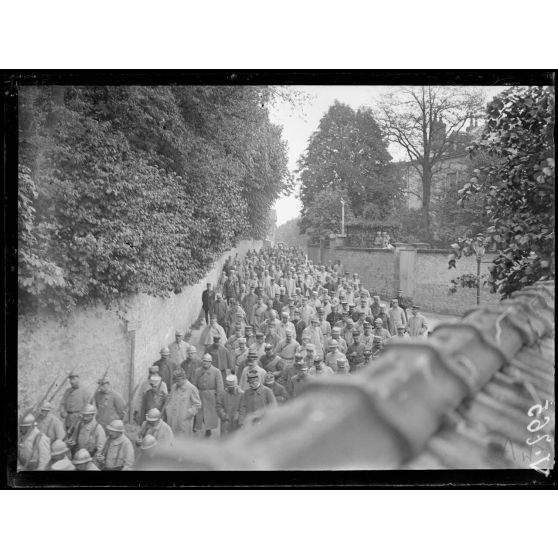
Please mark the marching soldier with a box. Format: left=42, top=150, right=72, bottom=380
left=238, top=370, right=277, bottom=427
left=275, top=330, right=299, bottom=367
left=325, top=339, right=346, bottom=372
left=94, top=378, right=126, bottom=431
left=72, top=449, right=100, bottom=471
left=193, top=353, right=224, bottom=437
left=67, top=403, right=106, bottom=459
left=258, top=344, right=285, bottom=374
left=181, top=346, right=202, bottom=383
left=202, top=282, right=216, bottom=324
left=166, top=369, right=201, bottom=439
left=132, top=366, right=168, bottom=424
left=139, top=373, right=167, bottom=420
left=408, top=305, right=429, bottom=337
left=309, top=355, right=334, bottom=377
left=49, top=439, right=75, bottom=470
left=347, top=330, right=366, bottom=372
left=288, top=364, right=310, bottom=398
left=136, top=408, right=174, bottom=449
left=18, top=414, right=51, bottom=471
left=388, top=298, right=407, bottom=336
left=216, top=374, right=243, bottom=435
left=36, top=401, right=65, bottom=442
left=135, top=435, right=160, bottom=469
left=263, top=372, right=289, bottom=403
left=168, top=330, right=190, bottom=366
left=96, top=419, right=134, bottom=471
left=152, top=347, right=181, bottom=391
left=372, top=318, right=391, bottom=355
left=59, top=371, right=89, bottom=432
left=206, top=335, right=235, bottom=381
left=335, top=358, right=350, bottom=375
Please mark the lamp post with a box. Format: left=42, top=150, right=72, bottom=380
left=472, top=236, right=486, bottom=305
left=340, top=198, right=345, bottom=236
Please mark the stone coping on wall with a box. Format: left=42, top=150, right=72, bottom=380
left=333, top=246, right=395, bottom=253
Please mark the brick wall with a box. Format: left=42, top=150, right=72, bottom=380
left=18, top=240, right=262, bottom=412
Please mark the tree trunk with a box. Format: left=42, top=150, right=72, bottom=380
left=421, top=165, right=432, bottom=240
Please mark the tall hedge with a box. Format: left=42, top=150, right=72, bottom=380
left=18, top=85, right=290, bottom=312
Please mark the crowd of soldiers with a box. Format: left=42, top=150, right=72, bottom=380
left=18, top=244, right=429, bottom=471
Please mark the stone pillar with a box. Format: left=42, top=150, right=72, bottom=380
left=394, top=244, right=417, bottom=299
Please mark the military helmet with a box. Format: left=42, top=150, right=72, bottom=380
left=374, top=318, right=383, bottom=325
left=225, top=374, right=238, bottom=386
left=173, top=369, right=186, bottom=379
left=81, top=403, right=97, bottom=415
left=146, top=408, right=161, bottom=422
left=72, top=448, right=93, bottom=465
left=19, top=413, right=36, bottom=427
left=40, top=401, right=52, bottom=412
left=106, top=419, right=125, bottom=433
left=264, top=373, right=275, bottom=385
left=51, top=439, right=70, bottom=456
left=202, top=353, right=213, bottom=363
left=160, top=347, right=170, bottom=355
left=247, top=370, right=259, bottom=379
left=51, top=459, right=75, bottom=471
left=141, top=434, right=158, bottom=450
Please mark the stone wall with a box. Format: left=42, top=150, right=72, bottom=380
left=304, top=241, right=501, bottom=316
left=414, top=249, right=500, bottom=315
left=333, top=247, right=396, bottom=299
left=18, top=239, right=262, bottom=413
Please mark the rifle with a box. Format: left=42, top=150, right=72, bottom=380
left=48, top=365, right=80, bottom=406
left=89, top=365, right=110, bottom=405
left=21, top=370, right=63, bottom=419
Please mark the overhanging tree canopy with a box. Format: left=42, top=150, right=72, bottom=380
left=18, top=85, right=291, bottom=312
left=448, top=85, right=555, bottom=298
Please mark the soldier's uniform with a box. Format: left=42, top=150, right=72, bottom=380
left=138, top=413, right=174, bottom=448
left=94, top=384, right=126, bottom=430
left=75, top=417, right=106, bottom=458
left=216, top=375, right=243, bottom=435
left=99, top=421, right=134, bottom=471
left=59, top=384, right=89, bottom=431
left=36, top=404, right=66, bottom=442
left=18, top=416, right=51, bottom=471
left=193, top=356, right=224, bottom=435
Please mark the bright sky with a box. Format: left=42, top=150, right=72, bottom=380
left=268, top=85, right=507, bottom=226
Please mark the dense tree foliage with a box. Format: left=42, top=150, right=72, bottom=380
left=297, top=101, right=402, bottom=237
left=303, top=187, right=356, bottom=239
left=275, top=217, right=308, bottom=248
left=377, top=86, right=485, bottom=239
left=18, top=85, right=290, bottom=312
left=449, top=86, right=555, bottom=298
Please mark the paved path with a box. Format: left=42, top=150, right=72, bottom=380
left=421, top=310, right=459, bottom=333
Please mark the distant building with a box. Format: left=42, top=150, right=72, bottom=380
left=398, top=117, right=483, bottom=210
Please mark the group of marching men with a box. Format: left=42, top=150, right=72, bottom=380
left=18, top=244, right=430, bottom=471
